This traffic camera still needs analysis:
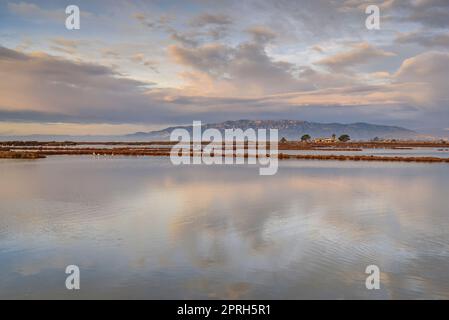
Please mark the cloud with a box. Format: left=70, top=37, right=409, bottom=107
left=8, top=2, right=64, bottom=22
left=134, top=11, right=231, bottom=46
left=49, top=38, right=85, bottom=55
left=170, top=31, right=199, bottom=47
left=394, top=51, right=449, bottom=106
left=0, top=45, right=179, bottom=124
left=168, top=43, right=232, bottom=76
left=0, top=45, right=347, bottom=126
left=316, top=42, right=396, bottom=71
left=246, top=26, right=277, bottom=44
left=1, top=0, right=449, bottom=134
left=169, top=40, right=304, bottom=97
left=1, top=36, right=447, bottom=131
left=189, top=13, right=232, bottom=27
left=133, top=13, right=146, bottom=22
left=311, top=45, right=324, bottom=53
left=395, top=31, right=449, bottom=48
left=165, top=48, right=449, bottom=128
left=101, top=48, right=121, bottom=58
left=51, top=38, right=81, bottom=49
left=130, top=53, right=159, bottom=72
left=133, top=12, right=173, bottom=31
left=0, top=46, right=28, bottom=61
left=168, top=37, right=399, bottom=99
left=185, top=13, right=232, bottom=42
left=339, top=0, right=396, bottom=11
left=405, top=0, right=449, bottom=28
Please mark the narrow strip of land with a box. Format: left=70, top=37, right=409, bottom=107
left=2, top=150, right=449, bottom=164
left=2, top=140, right=449, bottom=149
left=0, top=151, right=46, bottom=159
left=277, top=153, right=449, bottom=163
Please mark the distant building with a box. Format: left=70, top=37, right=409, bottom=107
left=313, top=136, right=336, bottom=143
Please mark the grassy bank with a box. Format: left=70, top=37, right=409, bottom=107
left=0, top=151, right=46, bottom=159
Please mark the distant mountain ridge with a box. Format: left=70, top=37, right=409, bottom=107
left=0, top=120, right=422, bottom=142
left=127, top=120, right=418, bottom=141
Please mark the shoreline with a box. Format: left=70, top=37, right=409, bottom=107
left=1, top=140, right=449, bottom=149
left=0, top=151, right=46, bottom=159
left=2, top=142, right=449, bottom=163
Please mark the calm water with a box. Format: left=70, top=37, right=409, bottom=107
left=1, top=156, right=449, bottom=299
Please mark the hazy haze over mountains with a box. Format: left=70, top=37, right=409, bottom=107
left=128, top=120, right=419, bottom=141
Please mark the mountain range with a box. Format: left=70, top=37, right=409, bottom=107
left=0, top=120, right=426, bottom=142
left=127, top=120, right=419, bottom=141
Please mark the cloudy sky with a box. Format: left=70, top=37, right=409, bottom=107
left=0, top=0, right=448, bottom=136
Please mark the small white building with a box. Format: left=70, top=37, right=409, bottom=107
left=313, top=137, right=336, bottom=143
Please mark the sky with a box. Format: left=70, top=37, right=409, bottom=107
left=0, top=0, right=448, bottom=136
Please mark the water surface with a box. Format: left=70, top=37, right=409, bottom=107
left=1, top=156, right=449, bottom=299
